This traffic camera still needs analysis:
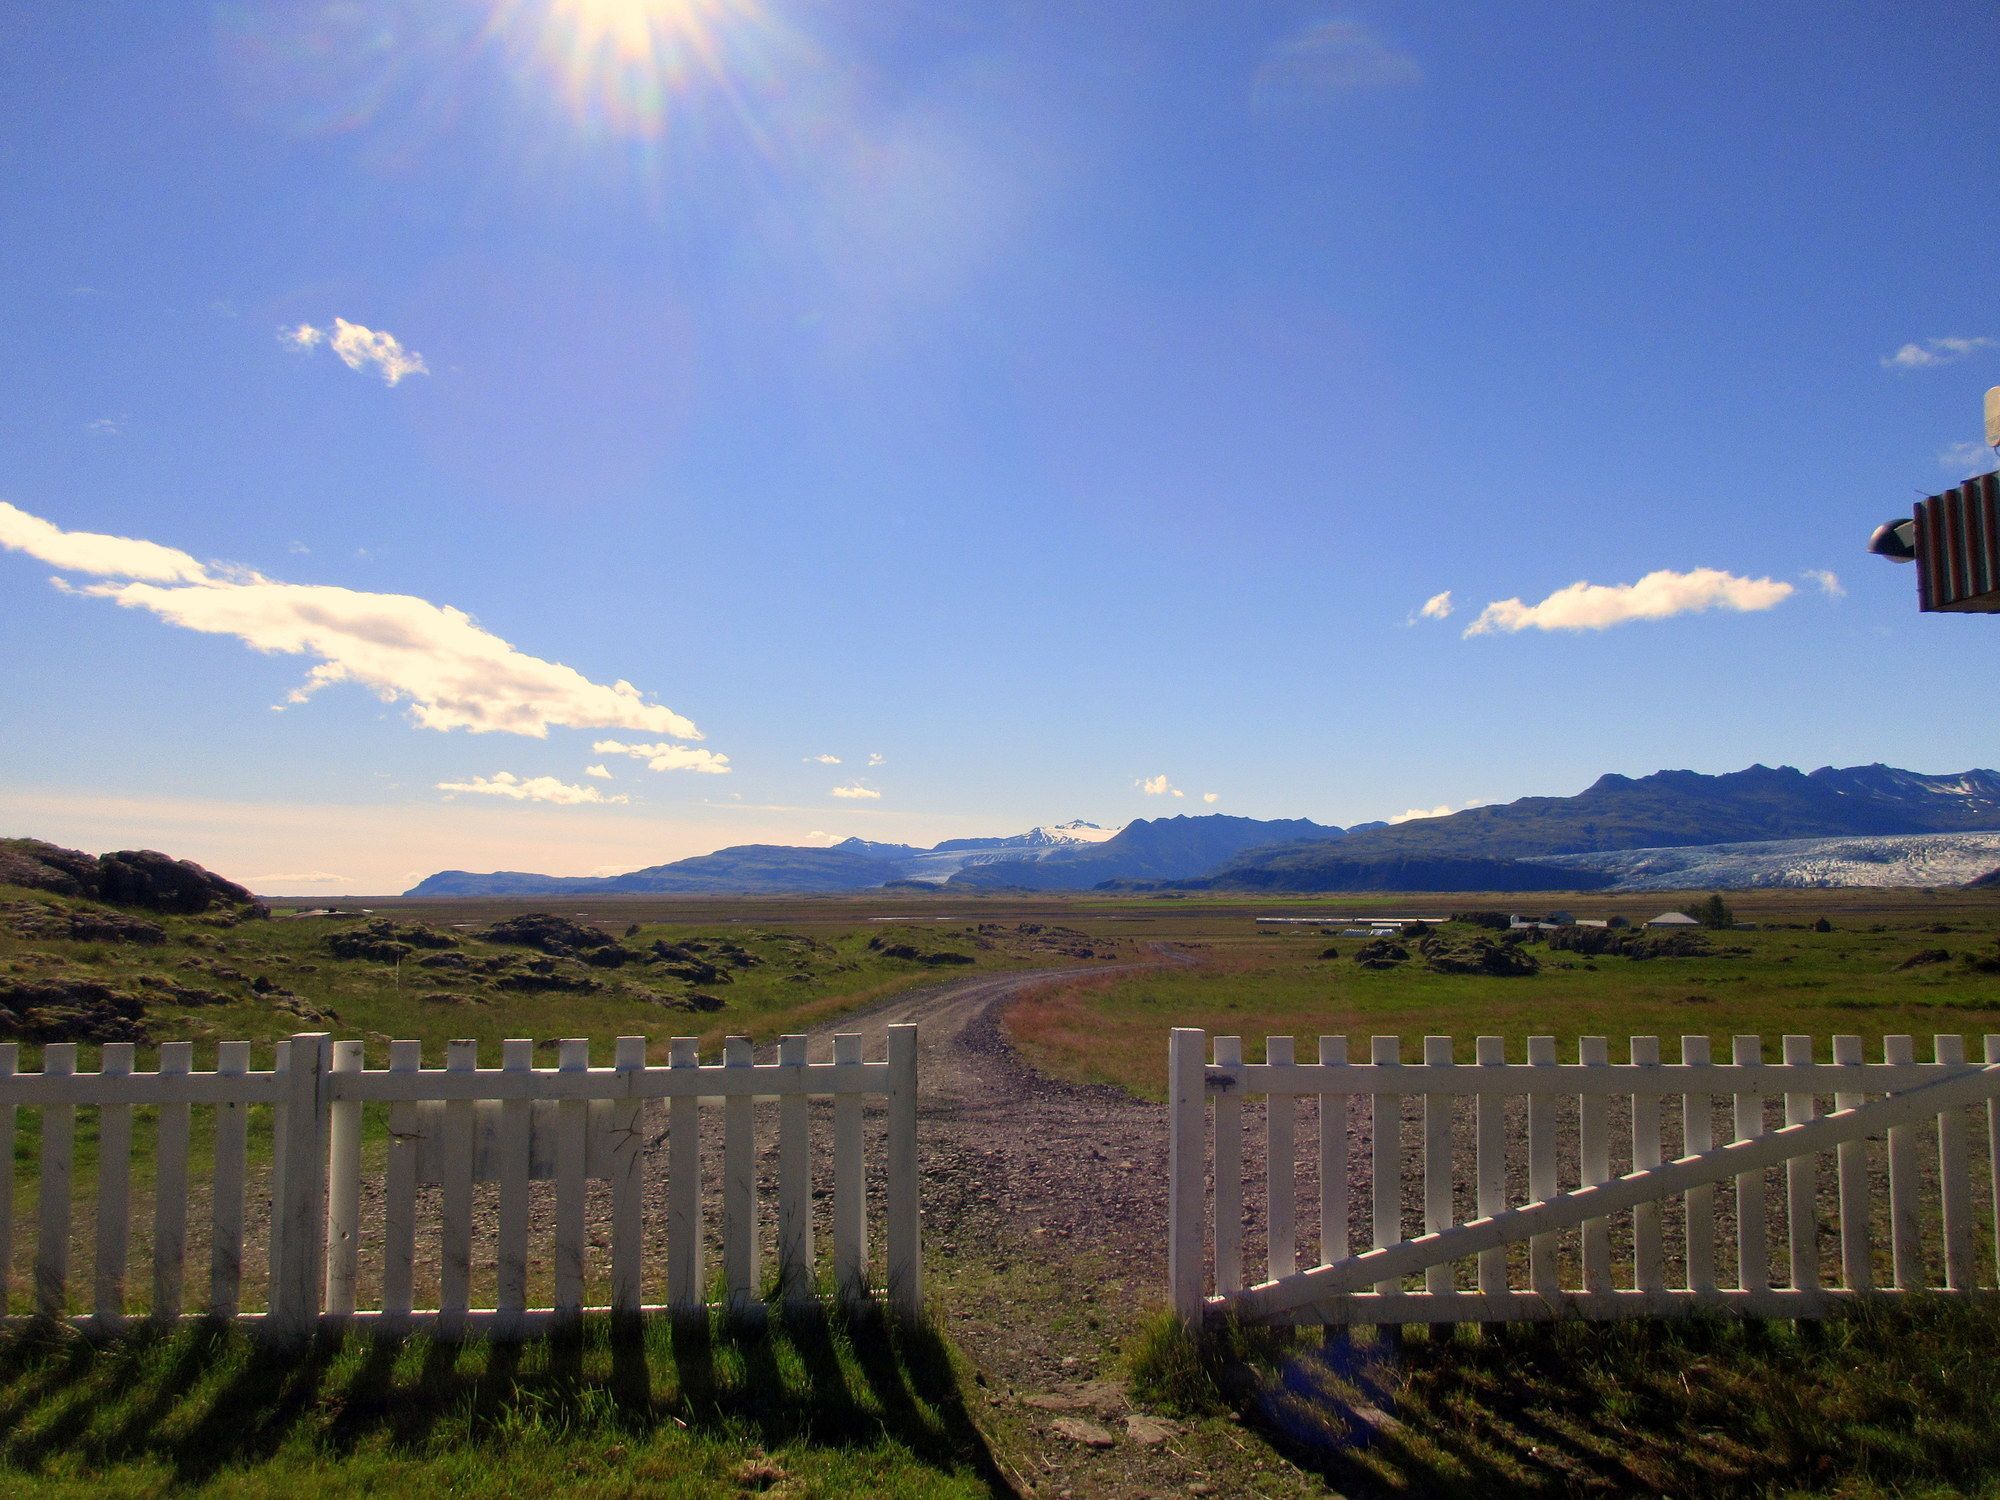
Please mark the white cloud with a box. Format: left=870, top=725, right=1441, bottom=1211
left=1389, top=804, right=1457, bottom=824
left=1463, top=567, right=1794, bottom=637
left=1202, top=792, right=1219, bottom=804
left=831, top=783, right=881, bottom=800
left=283, top=317, right=429, bottom=385
left=594, top=739, right=732, bottom=774
left=1416, top=590, right=1453, bottom=622
left=87, top=417, right=122, bottom=437
left=1803, top=568, right=1845, bottom=599
left=584, top=763, right=612, bottom=779
left=1940, top=440, right=1998, bottom=475
left=248, top=871, right=347, bottom=885
left=5, top=499, right=705, bottom=739
left=437, top=771, right=627, bottom=806
left=867, top=752, right=886, bottom=766
left=1, top=499, right=212, bottom=583
left=1882, top=335, right=1993, bottom=371
left=1138, top=773, right=1175, bottom=796
left=807, top=753, right=842, bottom=764
left=1254, top=20, right=1421, bottom=108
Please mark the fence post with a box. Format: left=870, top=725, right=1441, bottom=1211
left=269, top=1032, right=330, bottom=1343
left=1167, top=1028, right=1206, bottom=1321
left=887, top=1023, right=922, bottom=1321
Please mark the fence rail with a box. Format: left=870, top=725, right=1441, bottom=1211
left=1168, top=1029, right=2000, bottom=1325
left=1, top=1026, right=920, bottom=1340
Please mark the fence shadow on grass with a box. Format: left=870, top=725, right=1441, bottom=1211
left=1197, top=1302, right=2000, bottom=1498
left=0, top=1308, right=1011, bottom=1496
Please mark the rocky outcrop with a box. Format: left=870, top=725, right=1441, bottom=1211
left=483, top=914, right=633, bottom=967
left=0, top=839, right=266, bottom=916
left=0, top=899, right=167, bottom=946
left=1351, top=939, right=1409, bottom=969
left=1417, top=934, right=1540, bottom=977
left=325, top=920, right=459, bottom=963
left=1545, top=926, right=1729, bottom=961
left=0, top=977, right=149, bottom=1043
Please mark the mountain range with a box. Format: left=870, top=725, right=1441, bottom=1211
left=402, top=763, right=2000, bottom=897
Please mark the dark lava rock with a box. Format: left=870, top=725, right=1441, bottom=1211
left=251, top=975, right=279, bottom=993
left=0, top=839, right=102, bottom=897
left=1813, top=917, right=1834, bottom=933
left=1547, top=927, right=1720, bottom=961
left=493, top=956, right=600, bottom=994
left=1898, top=947, right=1953, bottom=970
left=688, top=992, right=726, bottom=1011
left=1418, top=935, right=1540, bottom=977
left=326, top=932, right=413, bottom=963
left=0, top=899, right=167, bottom=946
left=652, top=943, right=731, bottom=985
left=869, top=939, right=975, bottom=966
left=0, top=977, right=149, bottom=1043
left=1318, top=945, right=1340, bottom=960
left=484, top=914, right=631, bottom=965
left=136, top=976, right=234, bottom=1007
left=1451, top=911, right=1513, bottom=931
left=417, top=951, right=470, bottom=971
left=1351, top=939, right=1409, bottom=969
left=95, top=849, right=266, bottom=916
left=0, top=837, right=272, bottom=915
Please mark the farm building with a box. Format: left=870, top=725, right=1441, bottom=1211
left=1646, top=911, right=1700, bottom=928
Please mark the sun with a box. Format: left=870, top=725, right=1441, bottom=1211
left=496, top=0, right=767, bottom=139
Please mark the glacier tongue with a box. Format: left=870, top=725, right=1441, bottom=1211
left=1534, top=831, right=2000, bottom=890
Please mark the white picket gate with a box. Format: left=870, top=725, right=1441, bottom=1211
left=0, top=1026, right=920, bottom=1340
left=1167, top=1028, right=2000, bottom=1325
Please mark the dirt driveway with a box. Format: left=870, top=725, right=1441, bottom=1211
left=784, top=963, right=1320, bottom=1498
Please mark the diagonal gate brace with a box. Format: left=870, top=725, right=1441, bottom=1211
left=1230, top=1059, right=2000, bottom=1323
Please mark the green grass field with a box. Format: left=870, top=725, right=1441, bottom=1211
left=1001, top=889, right=2000, bottom=1097
left=6, top=880, right=2000, bottom=1496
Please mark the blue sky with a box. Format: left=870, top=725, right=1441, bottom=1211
left=1, top=0, right=1996, bottom=893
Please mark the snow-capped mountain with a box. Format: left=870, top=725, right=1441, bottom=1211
left=897, top=820, right=1124, bottom=883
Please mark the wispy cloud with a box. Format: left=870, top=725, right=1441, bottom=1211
left=87, top=417, right=123, bottom=437
left=1940, top=440, right=1998, bottom=475
left=1882, top=335, right=1993, bottom=371
left=584, top=763, right=612, bottom=779
left=3, top=499, right=705, bottom=739
left=1253, top=19, right=1421, bottom=109
left=806, top=753, right=842, bottom=764
left=248, top=871, right=348, bottom=886
left=283, top=317, right=429, bottom=385
left=831, top=783, right=881, bottom=800
left=594, top=739, right=732, bottom=774
left=1463, top=567, right=1794, bottom=637
left=1803, top=568, right=1845, bottom=599
left=867, top=752, right=886, bottom=767
left=1412, top=589, right=1453, bottom=623
left=437, top=771, right=628, bottom=806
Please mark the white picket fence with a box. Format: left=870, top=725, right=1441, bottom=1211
left=0, top=1026, right=920, bottom=1340
left=1168, top=1029, right=2000, bottom=1325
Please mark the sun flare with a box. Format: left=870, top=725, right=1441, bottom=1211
left=499, top=0, right=767, bottom=138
